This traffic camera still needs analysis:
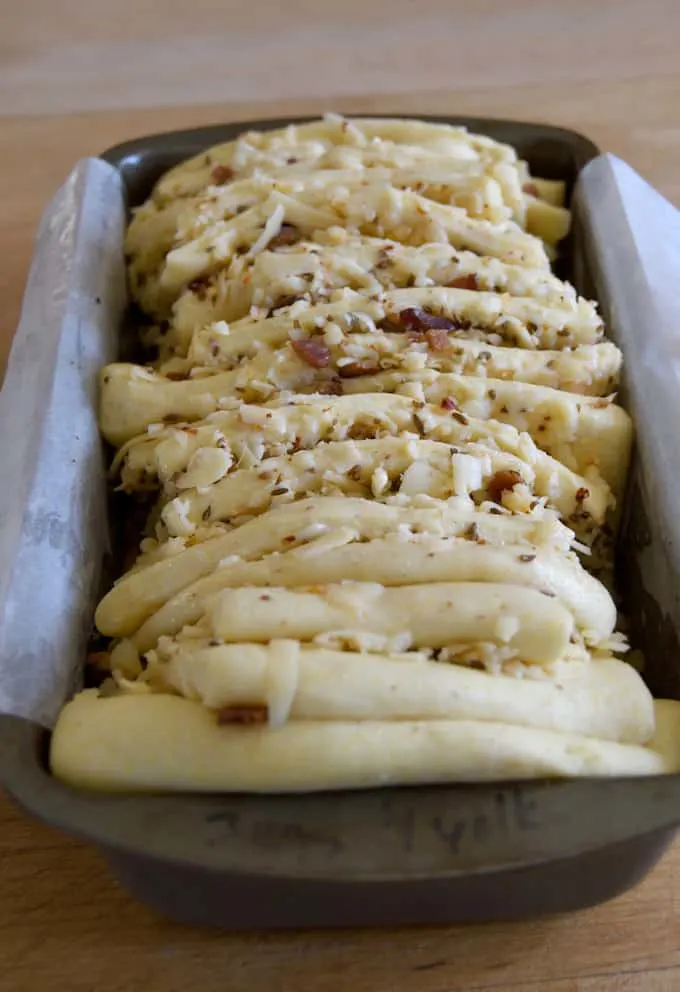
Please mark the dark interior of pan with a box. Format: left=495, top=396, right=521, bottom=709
left=3, top=115, right=680, bottom=929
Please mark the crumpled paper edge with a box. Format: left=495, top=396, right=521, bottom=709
left=575, top=154, right=680, bottom=696
left=0, top=158, right=126, bottom=727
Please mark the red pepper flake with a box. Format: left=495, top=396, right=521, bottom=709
left=448, top=273, right=479, bottom=291
left=338, top=359, right=381, bottom=378
left=575, top=487, right=590, bottom=503
left=211, top=164, right=235, bottom=185
left=440, top=396, right=458, bottom=411
left=216, top=704, right=268, bottom=726
left=291, top=338, right=331, bottom=368
left=523, top=182, right=539, bottom=197
left=487, top=469, right=523, bottom=504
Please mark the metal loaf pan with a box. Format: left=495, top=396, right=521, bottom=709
left=2, top=114, right=680, bottom=929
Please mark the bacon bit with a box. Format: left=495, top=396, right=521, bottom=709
left=316, top=377, right=344, bottom=395
left=440, top=396, right=458, bottom=411
left=86, top=651, right=111, bottom=671
left=272, top=294, right=304, bottom=312
left=399, top=307, right=459, bottom=333
left=379, top=314, right=405, bottom=333
left=464, top=522, right=481, bottom=542
left=338, top=359, right=381, bottom=378
left=211, top=164, right=235, bottom=185
left=487, top=469, right=523, bottom=504
left=216, top=704, right=268, bottom=726
left=575, top=487, right=590, bottom=503
left=426, top=328, right=451, bottom=352
left=523, top=182, right=539, bottom=197
left=448, top=273, right=479, bottom=291
left=291, top=338, right=331, bottom=368
left=269, top=223, right=300, bottom=249
left=347, top=421, right=378, bottom=440
left=188, top=277, right=211, bottom=299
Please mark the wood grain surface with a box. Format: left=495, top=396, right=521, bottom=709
left=2, top=2, right=680, bottom=989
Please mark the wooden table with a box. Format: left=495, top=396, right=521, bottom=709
left=3, top=2, right=680, bottom=989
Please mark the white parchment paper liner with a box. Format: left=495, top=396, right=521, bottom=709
left=574, top=155, right=680, bottom=695
left=0, top=159, right=125, bottom=726
left=0, top=150, right=679, bottom=727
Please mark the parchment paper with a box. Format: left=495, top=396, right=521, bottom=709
left=0, top=158, right=126, bottom=726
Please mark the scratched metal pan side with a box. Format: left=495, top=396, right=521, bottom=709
left=2, top=114, right=680, bottom=928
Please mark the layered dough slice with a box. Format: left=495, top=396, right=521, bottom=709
left=50, top=694, right=680, bottom=794
left=153, top=436, right=612, bottom=550
left=96, top=496, right=578, bottom=639
left=164, top=286, right=606, bottom=377
left=164, top=236, right=594, bottom=357
left=130, top=183, right=550, bottom=315
left=342, top=370, right=631, bottom=495
left=110, top=393, right=609, bottom=504
left=141, top=641, right=653, bottom=743
left=123, top=525, right=614, bottom=656
left=100, top=332, right=622, bottom=447
left=152, top=115, right=526, bottom=205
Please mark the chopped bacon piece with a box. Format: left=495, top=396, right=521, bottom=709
left=217, top=704, right=268, bottom=726
left=426, top=328, right=451, bottom=352
left=448, top=273, right=479, bottom=291
left=338, top=359, right=381, bottom=378
left=399, top=307, right=458, bottom=333
left=188, top=277, right=211, bottom=299
left=440, top=396, right=458, bottom=411
left=86, top=651, right=111, bottom=671
left=347, top=421, right=378, bottom=440
left=269, top=223, right=300, bottom=249
left=211, top=164, right=235, bottom=184
left=487, top=469, right=523, bottom=504
left=291, top=338, right=331, bottom=368
left=316, top=377, right=344, bottom=395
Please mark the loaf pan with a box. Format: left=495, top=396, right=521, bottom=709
left=2, top=115, right=680, bottom=928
